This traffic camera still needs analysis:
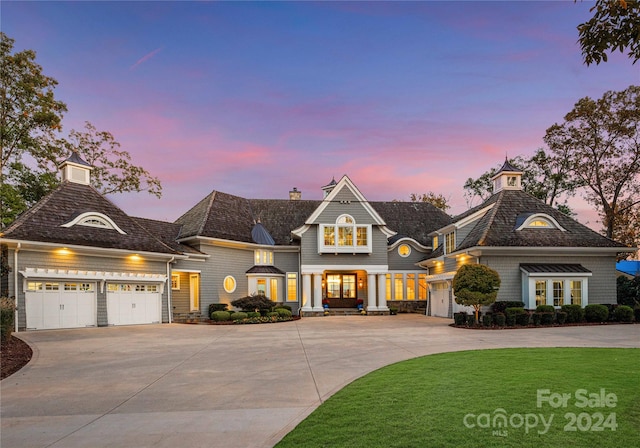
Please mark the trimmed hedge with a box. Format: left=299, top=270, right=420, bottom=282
left=561, top=304, right=585, bottom=323
left=540, top=312, right=554, bottom=326
left=230, top=312, right=248, bottom=321
left=585, top=304, right=609, bottom=323
left=613, top=305, right=634, bottom=323
left=536, top=305, right=555, bottom=313
left=208, top=303, right=228, bottom=314
left=493, top=313, right=506, bottom=326
left=247, top=312, right=261, bottom=318
left=231, top=295, right=274, bottom=312
left=211, top=311, right=231, bottom=322
left=492, top=301, right=525, bottom=314
left=482, top=314, right=493, bottom=327
left=556, top=311, right=567, bottom=325
left=275, top=308, right=292, bottom=318
left=454, top=313, right=467, bottom=326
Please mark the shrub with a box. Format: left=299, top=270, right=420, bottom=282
left=585, top=304, right=609, bottom=323
left=613, top=305, right=634, bottom=323
left=230, top=312, right=248, bottom=321
left=231, top=295, right=274, bottom=313
left=1, top=297, right=16, bottom=342
left=211, top=311, right=231, bottom=322
left=536, top=305, right=555, bottom=313
left=493, top=313, right=506, bottom=326
left=515, top=311, right=530, bottom=326
left=492, top=301, right=525, bottom=314
left=274, top=305, right=292, bottom=312
left=560, top=304, right=585, bottom=323
left=635, top=308, right=640, bottom=323
left=532, top=313, right=542, bottom=326
left=540, top=312, right=554, bottom=326
left=482, top=314, right=492, bottom=327
left=454, top=312, right=467, bottom=326
left=466, top=313, right=477, bottom=327
left=266, top=311, right=279, bottom=317
left=208, top=303, right=228, bottom=314
left=556, top=311, right=568, bottom=325
left=275, top=308, right=292, bottom=318
left=247, top=311, right=260, bottom=318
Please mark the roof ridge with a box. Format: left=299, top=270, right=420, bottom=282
left=476, top=191, right=504, bottom=246
left=199, top=191, right=217, bottom=236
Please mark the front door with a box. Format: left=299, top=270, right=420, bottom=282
left=326, top=274, right=357, bottom=307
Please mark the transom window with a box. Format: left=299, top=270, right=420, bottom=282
left=319, top=214, right=371, bottom=253
left=254, top=250, right=274, bottom=265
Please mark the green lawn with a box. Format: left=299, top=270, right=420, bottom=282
left=276, top=348, right=640, bottom=448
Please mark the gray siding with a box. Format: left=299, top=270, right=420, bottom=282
left=312, top=190, right=379, bottom=225
left=456, top=220, right=477, bottom=249
left=387, top=243, right=427, bottom=271
left=481, top=255, right=617, bottom=305
left=301, top=226, right=388, bottom=266
left=11, top=249, right=168, bottom=329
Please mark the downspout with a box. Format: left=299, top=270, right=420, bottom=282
left=167, top=257, right=175, bottom=324
left=14, top=243, right=21, bottom=333
left=298, top=249, right=302, bottom=316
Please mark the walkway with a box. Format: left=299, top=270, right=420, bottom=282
left=2, top=315, right=639, bottom=447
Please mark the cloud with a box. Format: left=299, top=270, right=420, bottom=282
left=130, top=47, right=164, bottom=70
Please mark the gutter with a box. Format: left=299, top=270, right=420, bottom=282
left=167, top=257, right=175, bottom=324
left=14, top=243, right=20, bottom=333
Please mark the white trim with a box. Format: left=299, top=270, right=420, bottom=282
left=291, top=224, right=311, bottom=238
left=170, top=269, right=202, bottom=273
left=424, top=271, right=457, bottom=282
left=465, top=246, right=633, bottom=257
left=318, top=221, right=373, bottom=254
left=61, top=212, right=127, bottom=235
left=515, top=213, right=566, bottom=231
left=454, top=204, right=495, bottom=230
left=304, top=176, right=387, bottom=226
left=181, top=236, right=300, bottom=252
left=387, top=237, right=430, bottom=253
left=300, top=264, right=388, bottom=275
left=20, top=267, right=167, bottom=283
left=519, top=268, right=593, bottom=278
left=246, top=272, right=285, bottom=278
left=398, top=244, right=412, bottom=257
left=223, top=275, right=237, bottom=293
left=171, top=273, right=180, bottom=290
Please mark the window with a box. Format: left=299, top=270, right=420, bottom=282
left=445, top=232, right=455, bottom=254
left=385, top=274, right=391, bottom=300
left=171, top=274, right=180, bottom=290
left=287, top=273, right=298, bottom=302
left=406, top=274, right=415, bottom=300
left=319, top=215, right=371, bottom=253
left=433, top=235, right=439, bottom=249
left=61, top=212, right=126, bottom=234
left=394, top=274, right=404, bottom=300
left=398, top=244, right=411, bottom=257
left=418, top=274, right=427, bottom=300
left=45, top=283, right=59, bottom=291
left=270, top=278, right=278, bottom=302
left=64, top=283, right=77, bottom=291
left=553, top=281, right=564, bottom=307
left=571, top=281, right=582, bottom=306
left=254, top=250, right=273, bottom=265
left=516, top=213, right=566, bottom=231
left=528, top=219, right=551, bottom=227
left=507, top=176, right=518, bottom=187
left=223, top=276, right=237, bottom=293
left=257, top=279, right=266, bottom=296
left=27, top=282, right=43, bottom=291
left=535, top=280, right=547, bottom=307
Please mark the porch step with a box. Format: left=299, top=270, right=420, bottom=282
left=325, top=308, right=366, bottom=316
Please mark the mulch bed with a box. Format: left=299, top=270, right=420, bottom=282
left=1, top=335, right=33, bottom=380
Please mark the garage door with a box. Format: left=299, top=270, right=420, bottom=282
left=430, top=282, right=450, bottom=318
left=107, top=283, right=161, bottom=325
left=25, top=281, right=97, bottom=330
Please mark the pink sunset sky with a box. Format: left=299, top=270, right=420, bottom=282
left=3, top=1, right=638, bottom=228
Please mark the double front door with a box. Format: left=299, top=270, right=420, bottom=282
left=326, top=274, right=357, bottom=307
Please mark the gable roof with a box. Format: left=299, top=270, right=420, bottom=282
left=1, top=182, right=182, bottom=255
left=454, top=189, right=628, bottom=251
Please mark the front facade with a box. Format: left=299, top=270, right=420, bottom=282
left=1, top=156, right=634, bottom=330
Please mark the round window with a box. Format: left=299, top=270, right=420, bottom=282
left=398, top=244, right=411, bottom=257
left=223, top=275, right=237, bottom=293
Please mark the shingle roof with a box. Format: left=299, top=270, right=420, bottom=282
left=2, top=182, right=180, bottom=255
left=455, top=189, right=627, bottom=250
left=132, top=217, right=204, bottom=255
left=175, top=191, right=453, bottom=246
left=246, top=265, right=285, bottom=275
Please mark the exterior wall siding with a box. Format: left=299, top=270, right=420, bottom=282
left=481, top=255, right=617, bottom=305
left=312, top=190, right=380, bottom=225
left=11, top=249, right=168, bottom=329
left=387, top=243, right=428, bottom=271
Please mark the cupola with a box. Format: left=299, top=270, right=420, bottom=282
left=59, top=152, right=93, bottom=185
left=321, top=177, right=337, bottom=198
left=491, top=158, right=522, bottom=193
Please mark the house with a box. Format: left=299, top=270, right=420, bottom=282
left=1, top=155, right=634, bottom=330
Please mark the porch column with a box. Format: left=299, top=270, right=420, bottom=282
left=367, top=273, right=378, bottom=311
left=377, top=274, right=389, bottom=311
left=312, top=273, right=324, bottom=311
left=302, top=274, right=312, bottom=312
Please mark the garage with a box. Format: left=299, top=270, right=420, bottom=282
left=106, top=283, right=162, bottom=325
left=430, top=281, right=450, bottom=318
left=25, top=281, right=97, bottom=330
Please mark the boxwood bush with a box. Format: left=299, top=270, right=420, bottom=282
left=231, top=295, right=274, bottom=313
left=247, top=311, right=261, bottom=318
left=560, top=304, right=585, bottom=323
left=466, top=313, right=478, bottom=327
left=454, top=312, right=467, bottom=326
left=492, top=301, right=525, bottom=314
left=208, top=303, right=228, bottom=314
left=556, top=311, right=568, bottom=325
left=635, top=308, right=640, bottom=323
left=275, top=308, right=292, bottom=318
left=482, top=314, right=492, bottom=327
left=531, top=312, right=542, bottom=326
left=515, top=311, right=530, bottom=326
left=230, top=312, right=248, bottom=321
left=585, top=304, right=609, bottom=323
left=493, top=313, right=506, bottom=327
left=540, top=312, right=554, bottom=326
left=613, top=305, right=634, bottom=323
left=211, top=311, right=231, bottom=322
left=536, top=305, right=555, bottom=313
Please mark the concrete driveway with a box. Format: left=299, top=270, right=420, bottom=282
left=2, top=315, right=639, bottom=448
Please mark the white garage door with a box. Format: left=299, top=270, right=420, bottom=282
left=107, top=283, right=161, bottom=326
left=25, top=281, right=97, bottom=330
left=430, top=282, right=450, bottom=318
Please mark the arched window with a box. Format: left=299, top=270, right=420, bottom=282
left=61, top=212, right=126, bottom=234
left=319, top=214, right=372, bottom=253
left=516, top=213, right=566, bottom=231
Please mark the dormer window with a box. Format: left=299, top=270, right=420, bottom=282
left=445, top=231, right=456, bottom=254
left=61, top=212, right=126, bottom=234
left=318, top=214, right=372, bottom=253
left=515, top=213, right=566, bottom=231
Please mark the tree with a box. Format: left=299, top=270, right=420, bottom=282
left=577, top=0, right=640, bottom=65
left=452, top=264, right=501, bottom=324
left=409, top=191, right=450, bottom=211
left=544, top=85, right=640, bottom=240
left=616, top=275, right=640, bottom=308
left=463, top=150, right=578, bottom=214
left=1, top=33, right=162, bottom=227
